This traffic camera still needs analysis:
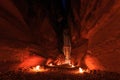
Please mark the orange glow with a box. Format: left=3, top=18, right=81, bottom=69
left=29, top=65, right=46, bottom=72
left=33, top=65, right=41, bottom=72
left=48, top=63, right=54, bottom=66
left=71, top=65, right=75, bottom=68
left=69, top=63, right=75, bottom=68
left=18, top=56, right=45, bottom=69
left=79, top=68, right=84, bottom=73
left=85, top=55, right=105, bottom=70
left=46, top=58, right=53, bottom=65
left=57, top=63, right=60, bottom=65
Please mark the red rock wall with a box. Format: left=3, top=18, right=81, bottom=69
left=0, top=0, right=120, bottom=72
left=79, top=0, right=120, bottom=72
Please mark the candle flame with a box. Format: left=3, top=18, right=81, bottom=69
left=79, top=68, right=84, bottom=73
left=71, top=65, right=75, bottom=68
left=49, top=63, right=54, bottom=66
left=29, top=65, right=46, bottom=72
left=33, top=65, right=40, bottom=72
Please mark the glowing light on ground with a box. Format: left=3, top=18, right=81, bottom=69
left=57, top=63, right=60, bottom=65
left=48, top=63, right=54, bottom=66
left=71, top=65, right=75, bottom=68
left=18, top=56, right=45, bottom=69
left=79, top=68, right=84, bottom=73
left=33, top=65, right=40, bottom=72
left=29, top=65, right=46, bottom=72
left=69, top=63, right=75, bottom=68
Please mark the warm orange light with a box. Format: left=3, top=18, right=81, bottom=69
left=70, top=64, right=75, bottom=68
left=34, top=65, right=40, bottom=71
left=18, top=56, right=45, bottom=69
left=79, top=68, right=84, bottom=73
left=71, top=64, right=75, bottom=68
left=32, top=65, right=41, bottom=72
left=29, top=65, right=46, bottom=72
left=57, top=63, right=60, bottom=65
left=49, top=63, right=54, bottom=66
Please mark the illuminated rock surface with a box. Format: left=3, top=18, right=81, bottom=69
left=0, top=0, right=120, bottom=73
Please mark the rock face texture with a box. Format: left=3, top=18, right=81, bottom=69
left=0, top=0, right=120, bottom=72
left=80, top=0, right=120, bottom=72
